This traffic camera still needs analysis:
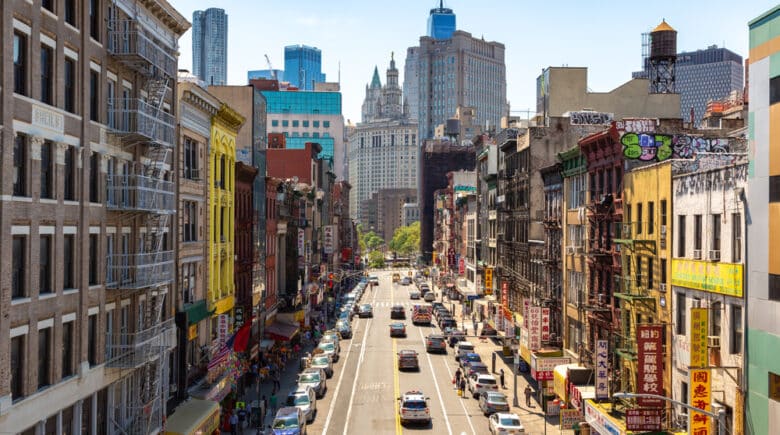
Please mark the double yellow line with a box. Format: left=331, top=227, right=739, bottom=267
left=392, top=281, right=403, bottom=435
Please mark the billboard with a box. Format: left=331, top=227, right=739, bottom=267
left=484, top=267, right=493, bottom=294
left=323, top=225, right=335, bottom=254
left=672, top=259, right=743, bottom=297
left=528, top=307, right=542, bottom=350
left=636, top=325, right=664, bottom=408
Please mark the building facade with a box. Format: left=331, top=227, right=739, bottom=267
left=427, top=1, right=456, bottom=40
left=676, top=46, right=744, bottom=126
left=403, top=47, right=419, bottom=122
left=284, top=45, right=325, bottom=91
left=403, top=202, right=420, bottom=227
left=375, top=188, right=417, bottom=242
left=192, top=8, right=228, bottom=86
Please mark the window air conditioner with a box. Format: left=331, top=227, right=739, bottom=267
left=707, top=336, right=721, bottom=348
left=693, top=249, right=702, bottom=260
left=709, top=250, right=721, bottom=261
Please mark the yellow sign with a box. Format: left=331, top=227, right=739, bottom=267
left=671, top=259, right=743, bottom=297
left=432, top=251, right=438, bottom=264
left=188, top=324, right=198, bottom=341
left=689, top=369, right=712, bottom=435
left=212, top=295, right=235, bottom=315
left=690, top=308, right=708, bottom=368
left=484, top=268, right=493, bottom=295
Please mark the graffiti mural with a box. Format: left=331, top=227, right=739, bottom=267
left=614, top=118, right=657, bottom=134
left=570, top=111, right=613, bottom=125
left=620, top=132, right=733, bottom=162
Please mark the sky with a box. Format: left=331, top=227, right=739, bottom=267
left=171, top=0, right=778, bottom=124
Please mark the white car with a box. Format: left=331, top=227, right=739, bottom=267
left=285, top=386, right=317, bottom=423
left=317, top=341, right=339, bottom=362
left=455, top=341, right=475, bottom=361
left=409, top=290, right=421, bottom=299
left=423, top=292, right=436, bottom=302
left=468, top=373, right=498, bottom=398
left=488, top=412, right=525, bottom=434
left=397, top=390, right=431, bottom=426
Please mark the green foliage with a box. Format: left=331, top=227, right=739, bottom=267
left=363, top=231, right=384, bottom=251
left=368, top=250, right=385, bottom=268
left=389, top=221, right=420, bottom=257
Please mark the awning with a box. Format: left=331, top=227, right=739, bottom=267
left=164, top=399, right=220, bottom=435
left=265, top=322, right=299, bottom=341
left=182, top=300, right=214, bottom=326
left=259, top=339, right=275, bottom=351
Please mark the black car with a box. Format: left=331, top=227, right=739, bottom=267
left=439, top=318, right=457, bottom=330
left=391, top=305, right=406, bottom=319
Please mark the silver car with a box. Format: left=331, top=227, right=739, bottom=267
left=298, top=368, right=327, bottom=398
left=285, top=386, right=317, bottom=423
left=317, top=341, right=339, bottom=362
left=310, top=355, right=333, bottom=378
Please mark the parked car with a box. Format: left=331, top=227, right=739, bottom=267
left=455, top=341, right=475, bottom=361
left=297, top=368, right=327, bottom=398
left=459, top=352, right=482, bottom=368
left=285, top=386, right=317, bottom=423
left=390, top=305, right=406, bottom=319
left=401, top=277, right=412, bottom=285
left=310, top=355, right=333, bottom=378
left=423, top=292, right=436, bottom=302
left=316, top=341, right=339, bottom=363
left=397, top=349, right=420, bottom=371
left=488, top=413, right=525, bottom=434
left=425, top=334, right=447, bottom=353
left=321, top=334, right=340, bottom=352
left=397, top=390, right=431, bottom=426
left=468, top=373, right=498, bottom=398
left=271, top=406, right=307, bottom=435
left=358, top=304, right=373, bottom=318
left=409, top=290, right=421, bottom=299
left=335, top=321, right=352, bottom=339
left=390, top=322, right=407, bottom=337
left=478, top=391, right=510, bottom=416
left=463, top=361, right=490, bottom=377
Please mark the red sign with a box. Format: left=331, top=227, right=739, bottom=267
left=501, top=281, right=508, bottom=307
left=541, top=307, right=550, bottom=341
left=458, top=257, right=465, bottom=275
left=626, top=409, right=664, bottom=432
left=636, top=325, right=664, bottom=408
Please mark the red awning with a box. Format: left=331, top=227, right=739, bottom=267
left=265, top=322, right=299, bottom=341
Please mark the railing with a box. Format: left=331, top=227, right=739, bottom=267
left=107, top=20, right=177, bottom=78
left=105, top=318, right=176, bottom=368
left=183, top=168, right=201, bottom=181
left=495, top=128, right=519, bottom=147
left=106, top=174, right=175, bottom=213
left=614, top=222, right=636, bottom=239
left=105, top=251, right=174, bottom=290
left=108, top=98, right=175, bottom=148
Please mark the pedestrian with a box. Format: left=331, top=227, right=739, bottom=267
left=454, top=367, right=462, bottom=387
left=269, top=392, right=278, bottom=417
left=272, top=373, right=281, bottom=393
left=229, top=410, right=239, bottom=435
left=499, top=368, right=505, bottom=389
left=259, top=395, right=267, bottom=426
left=458, top=377, right=467, bottom=397
left=524, top=385, right=533, bottom=407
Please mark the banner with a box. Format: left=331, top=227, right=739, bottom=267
left=541, top=307, right=551, bottom=341
left=218, top=314, right=230, bottom=345
left=626, top=409, right=663, bottom=432
left=690, top=307, right=708, bottom=368
left=528, top=307, right=542, bottom=350
left=690, top=369, right=712, bottom=435
left=595, top=340, right=609, bottom=399
left=636, top=325, right=664, bottom=408
left=523, top=299, right=530, bottom=328
left=484, top=267, right=493, bottom=294
left=323, top=225, right=335, bottom=254
left=671, top=259, right=743, bottom=297
left=297, top=228, right=305, bottom=254
left=501, top=281, right=509, bottom=307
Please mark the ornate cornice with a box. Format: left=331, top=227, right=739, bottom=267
left=141, top=0, right=191, bottom=35
left=214, top=104, right=245, bottom=133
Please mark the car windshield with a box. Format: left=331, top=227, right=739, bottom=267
left=299, top=373, right=320, bottom=382
left=403, top=400, right=427, bottom=409
left=312, top=357, right=329, bottom=365
left=499, top=417, right=522, bottom=426
left=361, top=304, right=371, bottom=310
left=459, top=345, right=474, bottom=351
left=487, top=394, right=508, bottom=404
left=319, top=343, right=334, bottom=351
left=272, top=416, right=300, bottom=429
left=286, top=394, right=310, bottom=406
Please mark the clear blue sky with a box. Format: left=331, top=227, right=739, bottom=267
left=171, top=0, right=778, bottom=124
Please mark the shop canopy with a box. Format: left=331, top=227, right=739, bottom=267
left=265, top=321, right=299, bottom=341
left=164, top=399, right=220, bottom=435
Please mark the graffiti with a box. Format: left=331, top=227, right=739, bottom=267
left=614, top=118, right=657, bottom=134
left=621, top=132, right=733, bottom=162
left=673, top=158, right=748, bottom=196
left=570, top=111, right=613, bottom=125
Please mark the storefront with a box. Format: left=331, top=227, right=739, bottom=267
left=584, top=400, right=626, bottom=435
left=164, top=399, right=220, bottom=435
left=265, top=321, right=299, bottom=342
left=189, top=369, right=234, bottom=403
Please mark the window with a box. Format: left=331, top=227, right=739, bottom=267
left=65, top=0, right=77, bottom=26
left=648, top=202, right=655, bottom=234
left=635, top=257, right=643, bottom=287
left=89, top=152, right=99, bottom=202
left=303, top=120, right=309, bottom=127
left=681, top=382, right=689, bottom=406
left=40, top=141, right=53, bottom=199
left=181, top=262, right=196, bottom=304
left=660, top=200, right=667, bottom=226
left=660, top=259, right=667, bottom=288
left=42, top=0, right=54, bottom=11
left=710, top=301, right=722, bottom=338
left=39, top=235, right=52, bottom=294
left=64, top=147, right=76, bottom=200
left=733, top=213, right=742, bottom=262
left=183, top=137, right=199, bottom=180
left=88, top=234, right=98, bottom=285
left=771, top=176, right=780, bottom=202
left=769, top=274, right=780, bottom=301
left=88, top=314, right=97, bottom=366
left=62, top=234, right=75, bottom=289
left=40, top=46, right=54, bottom=105
left=694, top=214, right=703, bottom=251
left=13, top=134, right=28, bottom=196
left=62, top=321, right=74, bottom=378
left=11, top=336, right=24, bottom=400
left=14, top=32, right=28, bottom=95
left=89, top=0, right=100, bottom=41
left=282, top=120, right=289, bottom=127
left=636, top=203, right=643, bottom=234
left=313, top=120, right=320, bottom=128
left=771, top=76, right=780, bottom=106
left=89, top=70, right=99, bottom=122
left=13, top=236, right=26, bottom=299
left=323, top=121, right=330, bottom=128
left=676, top=293, right=686, bottom=335
left=712, top=214, right=722, bottom=256
left=183, top=201, right=197, bottom=242
left=271, top=120, right=279, bottom=127
left=728, top=304, right=742, bottom=354
left=38, top=328, right=51, bottom=389
left=292, top=120, right=299, bottom=127
left=647, top=257, right=654, bottom=289
left=678, top=215, right=686, bottom=257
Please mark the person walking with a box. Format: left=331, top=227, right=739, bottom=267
left=229, top=410, right=239, bottom=435
left=524, top=385, right=533, bottom=407
left=269, top=392, right=278, bottom=418
left=499, top=368, right=506, bottom=389
left=458, top=377, right=467, bottom=398
left=454, top=367, right=462, bottom=389
left=237, top=404, right=248, bottom=433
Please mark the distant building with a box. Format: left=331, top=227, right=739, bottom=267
left=403, top=203, right=420, bottom=227
left=403, top=47, right=419, bottom=121
left=285, top=45, right=326, bottom=91
left=376, top=188, right=417, bottom=241
left=248, top=69, right=284, bottom=82
left=192, top=8, right=228, bottom=85
left=427, top=1, right=456, bottom=40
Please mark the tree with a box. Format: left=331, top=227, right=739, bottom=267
left=368, top=250, right=385, bottom=268
left=363, top=231, right=384, bottom=251
left=389, top=222, right=420, bottom=257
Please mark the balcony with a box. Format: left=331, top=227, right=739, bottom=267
left=105, top=251, right=175, bottom=290
left=108, top=98, right=175, bottom=148
left=613, top=276, right=652, bottom=301
left=106, top=174, right=175, bottom=213
left=105, top=318, right=176, bottom=368
left=107, top=20, right=177, bottom=78
left=614, top=333, right=638, bottom=360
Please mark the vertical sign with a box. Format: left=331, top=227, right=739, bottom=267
left=595, top=340, right=609, bottom=399
left=528, top=306, right=542, bottom=350
left=541, top=307, right=551, bottom=341
left=218, top=314, right=230, bottom=345
left=323, top=225, right=334, bottom=254
left=501, top=281, right=509, bottom=308
left=458, top=257, right=465, bottom=275
left=689, top=369, right=712, bottom=435
left=297, top=228, right=305, bottom=254
left=636, top=325, right=664, bottom=408
left=523, top=299, right=530, bottom=328
left=484, top=268, right=493, bottom=294
left=690, top=307, right=708, bottom=368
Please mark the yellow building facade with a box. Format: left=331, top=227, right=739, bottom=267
left=208, top=104, right=245, bottom=321
left=616, top=161, right=673, bottom=401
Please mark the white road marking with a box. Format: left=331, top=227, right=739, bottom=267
left=418, top=326, right=454, bottom=435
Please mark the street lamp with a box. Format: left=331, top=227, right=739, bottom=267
left=612, top=392, right=727, bottom=435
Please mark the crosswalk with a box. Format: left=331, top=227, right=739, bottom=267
left=365, top=301, right=434, bottom=308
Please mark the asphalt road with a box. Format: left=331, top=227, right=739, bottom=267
left=306, top=269, right=493, bottom=435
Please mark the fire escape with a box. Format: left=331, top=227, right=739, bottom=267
left=540, top=165, right=563, bottom=348
left=104, top=11, right=177, bottom=435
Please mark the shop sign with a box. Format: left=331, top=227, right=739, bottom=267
left=531, top=356, right=571, bottom=381
left=541, top=307, right=550, bottom=341
left=297, top=228, right=305, bottom=254
left=501, top=281, right=509, bottom=307
left=690, top=307, right=709, bottom=368
left=560, top=409, right=584, bottom=429
left=671, top=259, right=743, bottom=297
left=495, top=310, right=504, bottom=331
left=523, top=299, right=530, bottom=328
left=585, top=401, right=622, bottom=435
left=528, top=306, right=542, bottom=350
left=323, top=225, right=335, bottom=254
left=690, top=369, right=712, bottom=435
left=595, top=340, right=609, bottom=399
left=546, top=399, right=561, bottom=416
left=636, top=325, right=664, bottom=408
left=234, top=306, right=244, bottom=328
left=188, top=324, right=198, bottom=341
left=218, top=314, right=230, bottom=345
left=626, top=408, right=663, bottom=432
left=503, top=318, right=514, bottom=337
left=484, top=267, right=493, bottom=294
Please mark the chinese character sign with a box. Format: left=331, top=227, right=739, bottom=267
left=636, top=325, right=664, bottom=408
left=690, top=307, right=708, bottom=368
left=595, top=340, right=609, bottom=399
left=528, top=307, right=542, bottom=350
left=218, top=314, right=230, bottom=345
left=501, top=281, right=509, bottom=307
left=689, top=369, right=712, bottom=435
left=323, top=225, right=334, bottom=254
left=297, top=228, right=305, bottom=254
left=484, top=268, right=493, bottom=294
left=541, top=307, right=550, bottom=341
left=523, top=299, right=530, bottom=328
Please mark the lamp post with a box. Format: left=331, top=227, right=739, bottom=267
left=612, top=392, right=727, bottom=435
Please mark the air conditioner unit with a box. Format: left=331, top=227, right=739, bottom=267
left=691, top=299, right=701, bottom=308
left=693, top=249, right=702, bottom=260
left=566, top=246, right=576, bottom=255
left=709, top=250, right=721, bottom=261
left=659, top=283, right=667, bottom=293
left=707, top=336, right=721, bottom=348
left=660, top=225, right=667, bottom=235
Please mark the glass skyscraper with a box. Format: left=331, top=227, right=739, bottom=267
left=192, top=8, right=228, bottom=86
left=427, top=1, right=456, bottom=39
left=284, top=45, right=326, bottom=91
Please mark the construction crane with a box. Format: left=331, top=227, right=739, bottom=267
left=264, top=54, right=278, bottom=81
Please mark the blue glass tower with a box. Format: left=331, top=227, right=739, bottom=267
left=284, top=45, right=326, bottom=90
left=192, top=8, right=228, bottom=85
left=427, top=1, right=456, bottom=40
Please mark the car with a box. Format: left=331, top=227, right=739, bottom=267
left=459, top=352, right=482, bottom=368
left=454, top=341, right=475, bottom=361
left=390, top=305, right=406, bottom=319
left=337, top=311, right=351, bottom=322
left=401, top=277, right=412, bottom=285
left=425, top=334, right=447, bottom=353
left=285, top=386, right=317, bottom=423
left=393, top=273, right=401, bottom=283
left=397, top=390, right=431, bottom=426
left=357, top=303, right=373, bottom=318
left=271, top=406, right=307, bottom=435
left=463, top=361, right=490, bottom=377
left=423, top=292, right=436, bottom=302
left=390, top=322, right=407, bottom=337
left=480, top=323, right=498, bottom=337
left=321, top=334, right=340, bottom=352
left=409, top=290, right=421, bottom=299
left=335, top=321, right=352, bottom=339
left=468, top=373, right=498, bottom=398
left=488, top=412, right=525, bottom=434
left=316, top=342, right=339, bottom=363
left=431, top=301, right=444, bottom=310
left=369, top=276, right=379, bottom=285
left=439, top=317, right=457, bottom=330
left=479, top=391, right=510, bottom=416
left=310, top=355, right=333, bottom=378
left=297, top=368, right=327, bottom=398
left=397, top=349, right=419, bottom=371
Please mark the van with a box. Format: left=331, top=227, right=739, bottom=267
left=455, top=341, right=475, bottom=361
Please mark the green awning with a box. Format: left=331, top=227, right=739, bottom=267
left=184, top=300, right=214, bottom=325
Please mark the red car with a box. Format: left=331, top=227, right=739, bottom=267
left=390, top=322, right=407, bottom=337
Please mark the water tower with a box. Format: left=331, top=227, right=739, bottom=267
left=649, top=19, right=677, bottom=93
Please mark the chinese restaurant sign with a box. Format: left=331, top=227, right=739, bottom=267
left=528, top=307, right=542, bottom=350
left=636, top=325, right=664, bottom=408
left=541, top=307, right=550, bottom=341
left=671, top=259, right=743, bottom=297
left=690, top=369, right=712, bottom=435
left=595, top=339, right=609, bottom=399
left=690, top=307, right=709, bottom=368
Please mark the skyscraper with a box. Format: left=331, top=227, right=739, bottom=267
left=427, top=1, right=456, bottom=40
left=403, top=47, right=420, bottom=121
left=677, top=45, right=743, bottom=125
left=284, top=45, right=326, bottom=91
left=192, top=8, right=228, bottom=86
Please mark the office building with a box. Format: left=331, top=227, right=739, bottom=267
left=427, top=1, right=456, bottom=40
left=284, top=45, right=326, bottom=91
left=192, top=8, right=228, bottom=86
left=403, top=47, right=420, bottom=121
left=403, top=202, right=420, bottom=227
left=375, top=188, right=417, bottom=241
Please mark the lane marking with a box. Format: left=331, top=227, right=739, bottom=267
left=392, top=279, right=402, bottom=435
left=417, top=326, right=454, bottom=435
